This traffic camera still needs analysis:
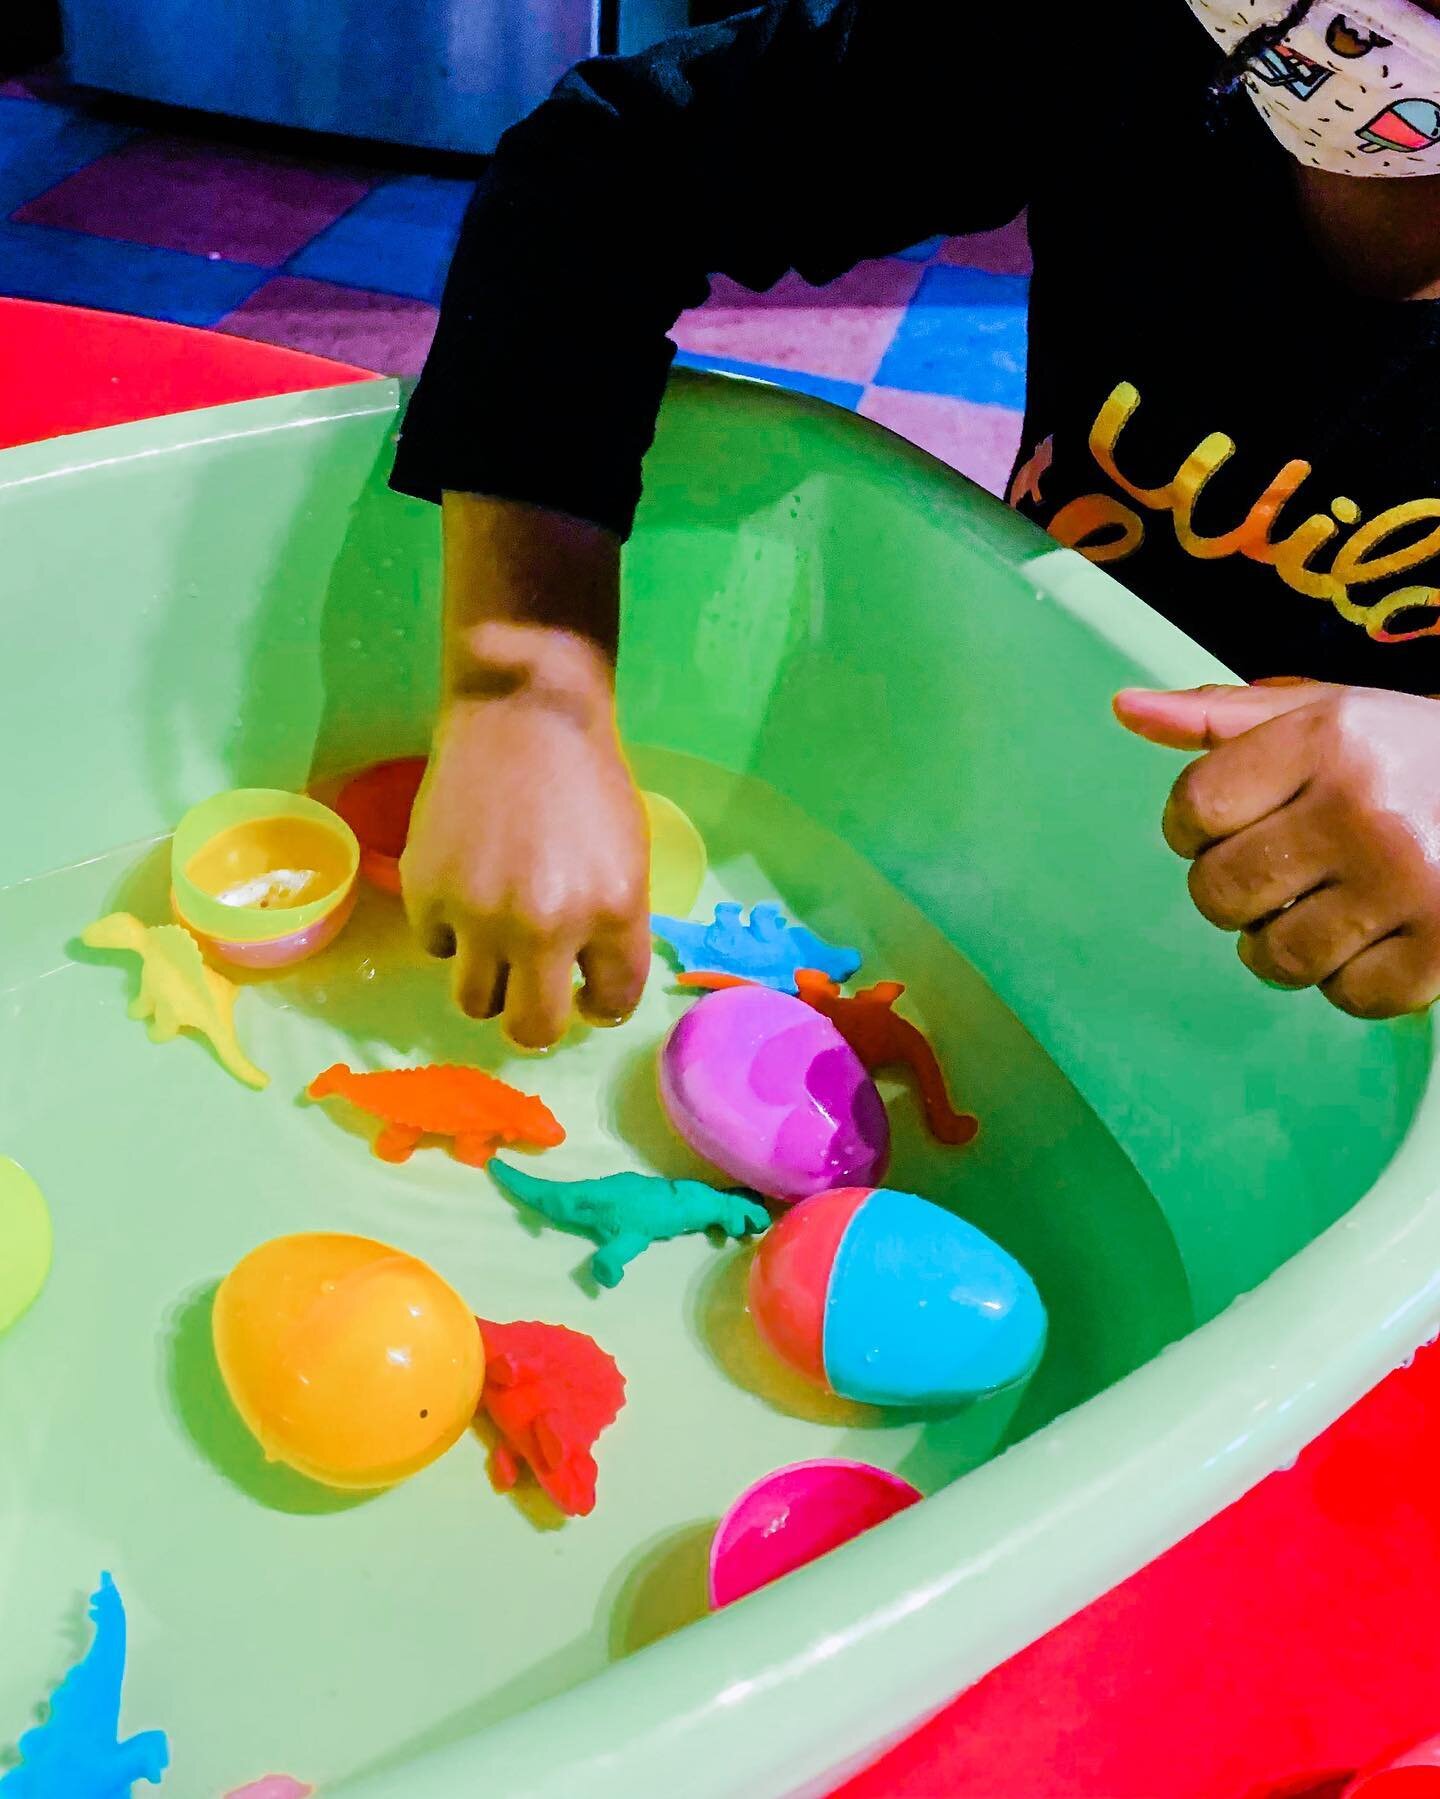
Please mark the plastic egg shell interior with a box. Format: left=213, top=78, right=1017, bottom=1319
left=749, top=1187, right=1047, bottom=1408
left=334, top=756, right=427, bottom=895
left=171, top=787, right=360, bottom=968
left=659, top=984, right=889, bottom=1203
left=213, top=1233, right=485, bottom=1490
left=0, top=1157, right=51, bottom=1337
left=708, top=1458, right=922, bottom=1608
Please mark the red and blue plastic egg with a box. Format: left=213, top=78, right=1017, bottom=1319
left=748, top=1186, right=1047, bottom=1408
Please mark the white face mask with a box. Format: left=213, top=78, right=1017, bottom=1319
left=1184, top=1, right=1440, bottom=175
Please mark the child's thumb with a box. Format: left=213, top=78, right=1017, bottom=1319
left=1112, top=680, right=1334, bottom=751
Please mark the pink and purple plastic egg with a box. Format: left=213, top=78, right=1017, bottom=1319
left=659, top=984, right=889, bottom=1204
left=748, top=1186, right=1047, bottom=1409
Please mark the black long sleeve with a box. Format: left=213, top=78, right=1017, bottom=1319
left=389, top=0, right=1440, bottom=695
left=389, top=0, right=1033, bottom=538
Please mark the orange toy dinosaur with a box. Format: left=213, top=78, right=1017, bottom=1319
left=307, top=1063, right=565, bottom=1165
left=678, top=969, right=978, bottom=1146
left=475, top=1317, right=627, bottom=1517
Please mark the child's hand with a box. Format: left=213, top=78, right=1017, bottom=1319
left=402, top=638, right=650, bottom=1048
left=1114, top=679, right=1440, bottom=1019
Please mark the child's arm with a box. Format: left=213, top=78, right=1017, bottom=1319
left=393, top=0, right=1033, bottom=1045
left=399, top=493, right=646, bottom=1048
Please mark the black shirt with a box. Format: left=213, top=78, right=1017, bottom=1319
left=390, top=0, right=1440, bottom=693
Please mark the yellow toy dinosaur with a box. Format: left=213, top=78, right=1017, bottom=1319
left=81, top=912, right=269, bottom=1090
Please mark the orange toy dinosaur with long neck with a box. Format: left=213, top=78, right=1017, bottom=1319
left=678, top=969, right=978, bottom=1146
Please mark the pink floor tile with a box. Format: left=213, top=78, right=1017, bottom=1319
left=938, top=211, right=1033, bottom=276
left=17, top=136, right=375, bottom=266
left=671, top=259, right=922, bottom=384
left=858, top=386, right=1024, bottom=496
left=218, top=276, right=437, bottom=375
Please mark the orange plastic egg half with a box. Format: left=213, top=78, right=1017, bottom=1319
left=213, top=1233, right=484, bottom=1490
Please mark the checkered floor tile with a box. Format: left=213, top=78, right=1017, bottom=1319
left=0, top=66, right=1028, bottom=494
left=289, top=174, right=475, bottom=302
left=17, top=134, right=376, bottom=263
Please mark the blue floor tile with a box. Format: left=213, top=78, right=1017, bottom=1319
left=894, top=235, right=945, bottom=262
left=873, top=265, right=1029, bottom=409
left=288, top=173, right=475, bottom=302
left=0, top=98, right=135, bottom=216
left=671, top=348, right=863, bottom=410
left=0, top=220, right=268, bottom=325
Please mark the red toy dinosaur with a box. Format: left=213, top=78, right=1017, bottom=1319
left=306, top=1063, right=565, bottom=1165
left=474, top=1317, right=627, bottom=1518
left=678, top=969, right=978, bottom=1146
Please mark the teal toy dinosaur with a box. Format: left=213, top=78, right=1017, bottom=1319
left=487, top=1162, right=770, bottom=1287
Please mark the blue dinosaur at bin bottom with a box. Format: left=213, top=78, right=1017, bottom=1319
left=650, top=902, right=861, bottom=994
left=1, top=1573, right=169, bottom=1798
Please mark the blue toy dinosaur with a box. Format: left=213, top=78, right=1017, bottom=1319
left=649, top=902, right=860, bottom=994
left=1, top=1573, right=169, bottom=1798
left=488, top=1161, right=770, bottom=1287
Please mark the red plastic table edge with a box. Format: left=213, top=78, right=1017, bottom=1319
left=0, top=297, right=375, bottom=451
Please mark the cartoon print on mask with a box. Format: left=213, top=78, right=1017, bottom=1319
left=1358, top=96, right=1440, bottom=153
left=1326, top=14, right=1391, bottom=57
left=1184, top=0, right=1440, bottom=175
left=1249, top=41, right=1332, bottom=100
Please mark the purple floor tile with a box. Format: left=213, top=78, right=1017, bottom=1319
left=858, top=387, right=1024, bottom=497
left=672, top=258, right=921, bottom=385
left=938, top=210, right=1033, bottom=276
left=218, top=275, right=437, bottom=375
left=17, top=136, right=376, bottom=267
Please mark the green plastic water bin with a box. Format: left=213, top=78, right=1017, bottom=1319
left=0, top=371, right=1431, bottom=1798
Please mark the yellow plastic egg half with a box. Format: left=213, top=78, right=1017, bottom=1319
left=213, top=1233, right=484, bottom=1490
left=643, top=791, right=706, bottom=916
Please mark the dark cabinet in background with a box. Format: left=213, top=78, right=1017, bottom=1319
left=57, top=0, right=710, bottom=154
left=2, top=0, right=62, bottom=76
